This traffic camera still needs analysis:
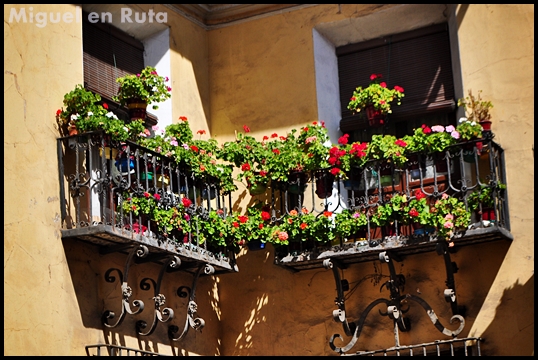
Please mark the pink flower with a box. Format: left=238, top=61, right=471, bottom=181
left=444, top=214, right=454, bottom=220
left=442, top=193, right=449, bottom=200
left=379, top=82, right=387, bottom=88
left=278, top=231, right=289, bottom=241
left=154, top=193, right=161, bottom=200
left=451, top=131, right=460, bottom=139
left=431, top=125, right=445, bottom=133
left=445, top=125, right=455, bottom=133
left=443, top=221, right=454, bottom=229
left=305, top=136, right=317, bottom=144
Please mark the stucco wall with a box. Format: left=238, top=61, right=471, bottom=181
left=4, top=3, right=534, bottom=356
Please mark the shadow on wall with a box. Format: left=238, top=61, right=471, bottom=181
left=62, top=238, right=222, bottom=355
left=480, top=274, right=534, bottom=356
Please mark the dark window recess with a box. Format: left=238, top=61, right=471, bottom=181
left=82, top=12, right=157, bottom=126
left=338, top=23, right=455, bottom=135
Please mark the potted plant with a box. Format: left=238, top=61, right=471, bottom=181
left=328, top=134, right=370, bottom=190
left=113, top=66, right=172, bottom=120
left=296, top=121, right=333, bottom=198
left=347, top=73, right=405, bottom=126
left=274, top=208, right=335, bottom=249
left=334, top=208, right=368, bottom=243
left=430, top=193, right=471, bottom=243
left=467, top=183, right=506, bottom=225
left=226, top=204, right=274, bottom=251
left=403, top=189, right=433, bottom=236
left=457, top=89, right=493, bottom=131
left=220, top=125, right=271, bottom=195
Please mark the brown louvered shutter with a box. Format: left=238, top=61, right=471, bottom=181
left=338, top=24, right=455, bottom=133
left=82, top=14, right=157, bottom=125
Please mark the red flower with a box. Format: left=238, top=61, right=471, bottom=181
left=271, top=133, right=278, bottom=138
left=272, top=149, right=280, bottom=155
left=197, top=129, right=206, bottom=135
left=190, top=145, right=199, bottom=152
left=323, top=211, right=333, bottom=217
left=300, top=223, right=308, bottom=230
left=56, top=109, right=62, bottom=116
left=243, top=125, right=251, bottom=133
left=394, top=85, right=404, bottom=93
left=103, top=103, right=109, bottom=109
left=154, top=193, right=161, bottom=200
left=421, top=124, right=432, bottom=134
left=258, top=223, right=264, bottom=229
left=414, top=189, right=426, bottom=200
left=303, top=127, right=309, bottom=132
left=263, top=135, right=269, bottom=141
left=241, top=163, right=251, bottom=171
left=259, top=170, right=268, bottom=177
left=395, top=139, right=407, bottom=147
left=233, top=222, right=239, bottom=228
left=338, top=134, right=349, bottom=145
left=238, top=215, right=248, bottom=224
left=261, top=211, right=271, bottom=221
left=370, top=73, right=382, bottom=81
left=144, top=192, right=150, bottom=198
left=380, top=82, right=387, bottom=88
left=182, top=197, right=192, bottom=207
left=179, top=116, right=188, bottom=122
left=330, top=167, right=341, bottom=176
left=409, top=208, right=419, bottom=217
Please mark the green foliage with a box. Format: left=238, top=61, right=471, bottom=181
left=368, top=134, right=408, bottom=168
left=334, top=208, right=368, bottom=239
left=467, top=183, right=506, bottom=212
left=113, top=66, right=172, bottom=110
left=456, top=118, right=483, bottom=141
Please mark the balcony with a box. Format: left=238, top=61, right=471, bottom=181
left=57, top=128, right=511, bottom=352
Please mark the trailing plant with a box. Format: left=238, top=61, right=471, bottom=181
left=113, top=65, right=172, bottom=110
left=334, top=208, right=368, bottom=240
left=347, top=73, right=405, bottom=115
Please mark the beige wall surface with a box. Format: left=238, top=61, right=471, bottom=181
left=4, top=3, right=534, bottom=356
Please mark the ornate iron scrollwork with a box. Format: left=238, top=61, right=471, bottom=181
left=168, top=263, right=214, bottom=341
left=326, top=251, right=465, bottom=355
left=102, top=245, right=148, bottom=328
left=136, top=256, right=181, bottom=336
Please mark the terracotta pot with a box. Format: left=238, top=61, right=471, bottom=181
left=126, top=98, right=148, bottom=121
left=365, top=105, right=385, bottom=127
left=68, top=124, right=78, bottom=136
left=479, top=119, right=492, bottom=132
left=315, top=170, right=335, bottom=199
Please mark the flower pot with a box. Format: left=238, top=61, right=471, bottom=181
left=365, top=105, right=385, bottom=127
left=287, top=171, right=308, bottom=195
left=481, top=207, right=496, bottom=221
left=141, top=171, right=154, bottom=182
left=68, top=124, right=78, bottom=136
left=126, top=98, right=147, bottom=121
left=248, top=183, right=267, bottom=196
left=99, top=146, right=119, bottom=160
left=115, top=157, right=135, bottom=174
left=156, top=174, right=170, bottom=188
left=479, top=119, right=492, bottom=132
left=315, top=170, right=335, bottom=199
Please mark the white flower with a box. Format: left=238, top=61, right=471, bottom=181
left=105, top=112, right=114, bottom=118
left=470, top=121, right=476, bottom=126
left=152, top=86, right=158, bottom=92
left=123, top=127, right=129, bottom=132
left=70, top=113, right=79, bottom=121
left=87, top=111, right=93, bottom=116
left=458, top=117, right=468, bottom=123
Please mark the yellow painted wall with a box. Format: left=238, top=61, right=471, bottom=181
left=4, top=3, right=533, bottom=356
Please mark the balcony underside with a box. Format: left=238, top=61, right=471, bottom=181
left=274, top=225, right=513, bottom=271
left=61, top=225, right=238, bottom=275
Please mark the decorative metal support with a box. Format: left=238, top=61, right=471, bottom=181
left=168, top=263, right=215, bottom=341
left=102, top=245, right=148, bottom=328
left=436, top=240, right=464, bottom=316
left=136, top=256, right=181, bottom=336
left=326, top=251, right=466, bottom=355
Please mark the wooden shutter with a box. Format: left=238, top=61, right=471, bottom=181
left=338, top=24, right=455, bottom=133
left=82, top=14, right=157, bottom=125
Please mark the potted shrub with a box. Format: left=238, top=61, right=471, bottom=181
left=457, top=89, right=493, bottom=131
left=113, top=66, right=172, bottom=120
left=334, top=208, right=368, bottom=243
left=467, top=183, right=506, bottom=225
left=347, top=73, right=405, bottom=126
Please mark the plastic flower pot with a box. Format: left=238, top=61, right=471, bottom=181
left=115, top=157, right=135, bottom=174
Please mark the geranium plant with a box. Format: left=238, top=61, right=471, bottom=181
left=328, top=134, right=369, bottom=179
left=368, top=134, right=408, bottom=168
left=430, top=193, right=471, bottom=241
left=113, top=65, right=172, bottom=110
left=334, top=208, right=368, bottom=241
left=347, top=73, right=405, bottom=115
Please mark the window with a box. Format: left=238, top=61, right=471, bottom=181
left=82, top=12, right=157, bottom=125
left=337, top=23, right=456, bottom=143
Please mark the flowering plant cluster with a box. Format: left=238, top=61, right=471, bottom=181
left=226, top=204, right=275, bottom=249
left=403, top=189, right=432, bottom=226
left=274, top=208, right=335, bottom=245
left=430, top=193, right=470, bottom=240
left=328, top=134, right=369, bottom=179
left=334, top=208, right=368, bottom=240
left=56, top=84, right=144, bottom=141
left=456, top=117, right=483, bottom=141
left=347, top=73, right=405, bottom=115
left=113, top=66, right=172, bottom=110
